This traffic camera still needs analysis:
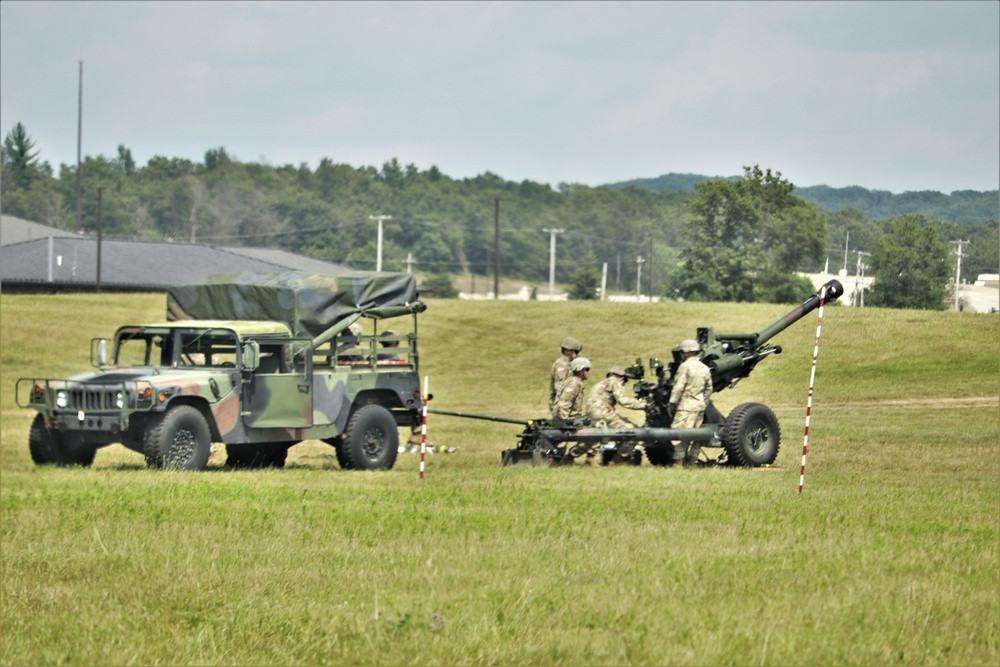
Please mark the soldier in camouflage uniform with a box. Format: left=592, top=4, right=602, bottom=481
left=552, top=357, right=591, bottom=420
left=669, top=339, right=714, bottom=467
left=586, top=365, right=648, bottom=464
left=549, top=336, right=583, bottom=417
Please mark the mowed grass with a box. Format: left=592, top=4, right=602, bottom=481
left=1, top=293, right=997, bottom=666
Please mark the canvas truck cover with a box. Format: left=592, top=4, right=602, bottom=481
left=167, top=271, right=425, bottom=339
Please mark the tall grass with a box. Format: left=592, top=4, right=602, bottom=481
left=1, top=294, right=997, bottom=665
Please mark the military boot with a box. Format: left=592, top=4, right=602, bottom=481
left=672, top=443, right=686, bottom=467
left=684, top=445, right=701, bottom=468
left=585, top=455, right=599, bottom=468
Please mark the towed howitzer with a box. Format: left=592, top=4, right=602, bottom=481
left=436, top=281, right=843, bottom=467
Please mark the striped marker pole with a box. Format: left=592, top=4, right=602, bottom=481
left=420, top=376, right=428, bottom=480
left=800, top=284, right=828, bottom=494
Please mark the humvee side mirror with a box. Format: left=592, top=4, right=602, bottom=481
left=92, top=338, right=109, bottom=367
left=242, top=341, right=260, bottom=371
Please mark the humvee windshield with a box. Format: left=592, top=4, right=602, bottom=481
left=115, top=328, right=239, bottom=369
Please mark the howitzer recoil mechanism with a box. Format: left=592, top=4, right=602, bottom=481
left=434, top=281, right=843, bottom=468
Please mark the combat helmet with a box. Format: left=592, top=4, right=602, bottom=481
left=607, top=365, right=626, bottom=377
left=570, top=357, right=591, bottom=373
left=678, top=339, right=700, bottom=353
left=560, top=336, right=583, bottom=352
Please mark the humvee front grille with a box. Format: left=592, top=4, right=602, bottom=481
left=69, top=387, right=119, bottom=411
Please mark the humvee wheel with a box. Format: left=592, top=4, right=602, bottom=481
left=342, top=405, right=398, bottom=470
left=28, top=415, right=97, bottom=467
left=225, top=443, right=291, bottom=469
left=144, top=406, right=212, bottom=470
left=721, top=402, right=780, bottom=467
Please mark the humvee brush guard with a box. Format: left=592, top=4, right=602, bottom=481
left=17, top=271, right=426, bottom=471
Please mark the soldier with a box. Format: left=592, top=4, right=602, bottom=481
left=549, top=336, right=583, bottom=417
left=586, top=365, right=647, bottom=464
left=552, top=357, right=591, bottom=420
left=669, top=339, right=714, bottom=467
left=377, top=330, right=402, bottom=362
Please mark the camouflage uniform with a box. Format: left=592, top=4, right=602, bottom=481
left=586, top=374, right=647, bottom=460
left=669, top=355, right=714, bottom=466
left=552, top=374, right=586, bottom=420
left=549, top=356, right=573, bottom=416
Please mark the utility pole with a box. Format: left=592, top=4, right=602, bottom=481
left=96, top=187, right=103, bottom=292
left=600, top=262, right=608, bottom=301
left=542, top=227, right=565, bottom=300
left=74, top=60, right=83, bottom=233
left=842, top=230, right=850, bottom=275
left=493, top=198, right=502, bottom=299
left=646, top=233, right=654, bottom=299
left=636, top=256, right=645, bottom=298
left=369, top=214, right=391, bottom=271
left=405, top=252, right=414, bottom=274
left=952, top=240, right=969, bottom=312
left=856, top=251, right=870, bottom=308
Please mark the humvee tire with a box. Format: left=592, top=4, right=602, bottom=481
left=341, top=405, right=398, bottom=470
left=144, top=405, right=212, bottom=470
left=28, top=414, right=97, bottom=467
left=721, top=402, right=780, bottom=467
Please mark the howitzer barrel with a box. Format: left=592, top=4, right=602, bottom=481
left=536, top=426, right=716, bottom=444
left=718, top=280, right=843, bottom=347
left=428, top=409, right=529, bottom=426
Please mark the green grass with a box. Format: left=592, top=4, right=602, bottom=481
left=1, top=294, right=998, bottom=665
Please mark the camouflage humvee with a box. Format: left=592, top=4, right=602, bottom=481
left=16, top=271, right=426, bottom=471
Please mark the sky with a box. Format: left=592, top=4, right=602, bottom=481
left=1, top=1, right=998, bottom=195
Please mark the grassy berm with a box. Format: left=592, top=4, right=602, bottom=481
left=1, top=293, right=997, bottom=666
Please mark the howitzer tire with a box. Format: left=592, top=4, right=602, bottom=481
left=721, top=402, right=780, bottom=467
left=644, top=444, right=675, bottom=467
left=225, top=443, right=291, bottom=469
left=341, top=405, right=398, bottom=470
left=28, top=414, right=97, bottom=467
left=143, top=406, right=212, bottom=471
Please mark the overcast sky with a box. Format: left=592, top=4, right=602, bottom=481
left=2, top=1, right=998, bottom=194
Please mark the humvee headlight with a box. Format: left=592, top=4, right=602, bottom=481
left=115, top=391, right=124, bottom=409
left=55, top=390, right=69, bottom=409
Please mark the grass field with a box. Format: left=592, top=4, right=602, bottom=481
left=1, top=293, right=997, bottom=665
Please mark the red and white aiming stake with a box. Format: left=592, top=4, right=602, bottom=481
left=419, top=376, right=428, bottom=480
left=799, top=284, right=828, bottom=494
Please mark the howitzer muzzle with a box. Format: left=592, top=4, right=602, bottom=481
left=753, top=280, right=843, bottom=346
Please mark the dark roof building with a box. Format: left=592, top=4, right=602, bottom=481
left=1, top=215, right=350, bottom=293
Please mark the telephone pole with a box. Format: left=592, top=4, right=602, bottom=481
left=493, top=198, right=502, bottom=299
left=369, top=214, right=391, bottom=271
left=542, top=227, right=565, bottom=300
left=74, top=60, right=83, bottom=233
left=951, top=240, right=969, bottom=312
left=636, top=256, right=645, bottom=298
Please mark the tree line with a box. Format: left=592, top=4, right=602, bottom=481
left=2, top=122, right=997, bottom=309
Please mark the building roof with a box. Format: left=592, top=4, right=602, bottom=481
left=0, top=216, right=350, bottom=292
left=1, top=214, right=78, bottom=245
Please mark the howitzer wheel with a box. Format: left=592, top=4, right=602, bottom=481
left=721, top=402, right=780, bottom=467
left=644, top=444, right=675, bottom=467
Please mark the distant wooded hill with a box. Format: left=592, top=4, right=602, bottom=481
left=607, top=173, right=999, bottom=226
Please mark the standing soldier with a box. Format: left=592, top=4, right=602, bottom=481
left=552, top=357, right=591, bottom=421
left=549, top=336, right=583, bottom=417
left=669, top=339, right=714, bottom=467
left=586, top=365, right=647, bottom=465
